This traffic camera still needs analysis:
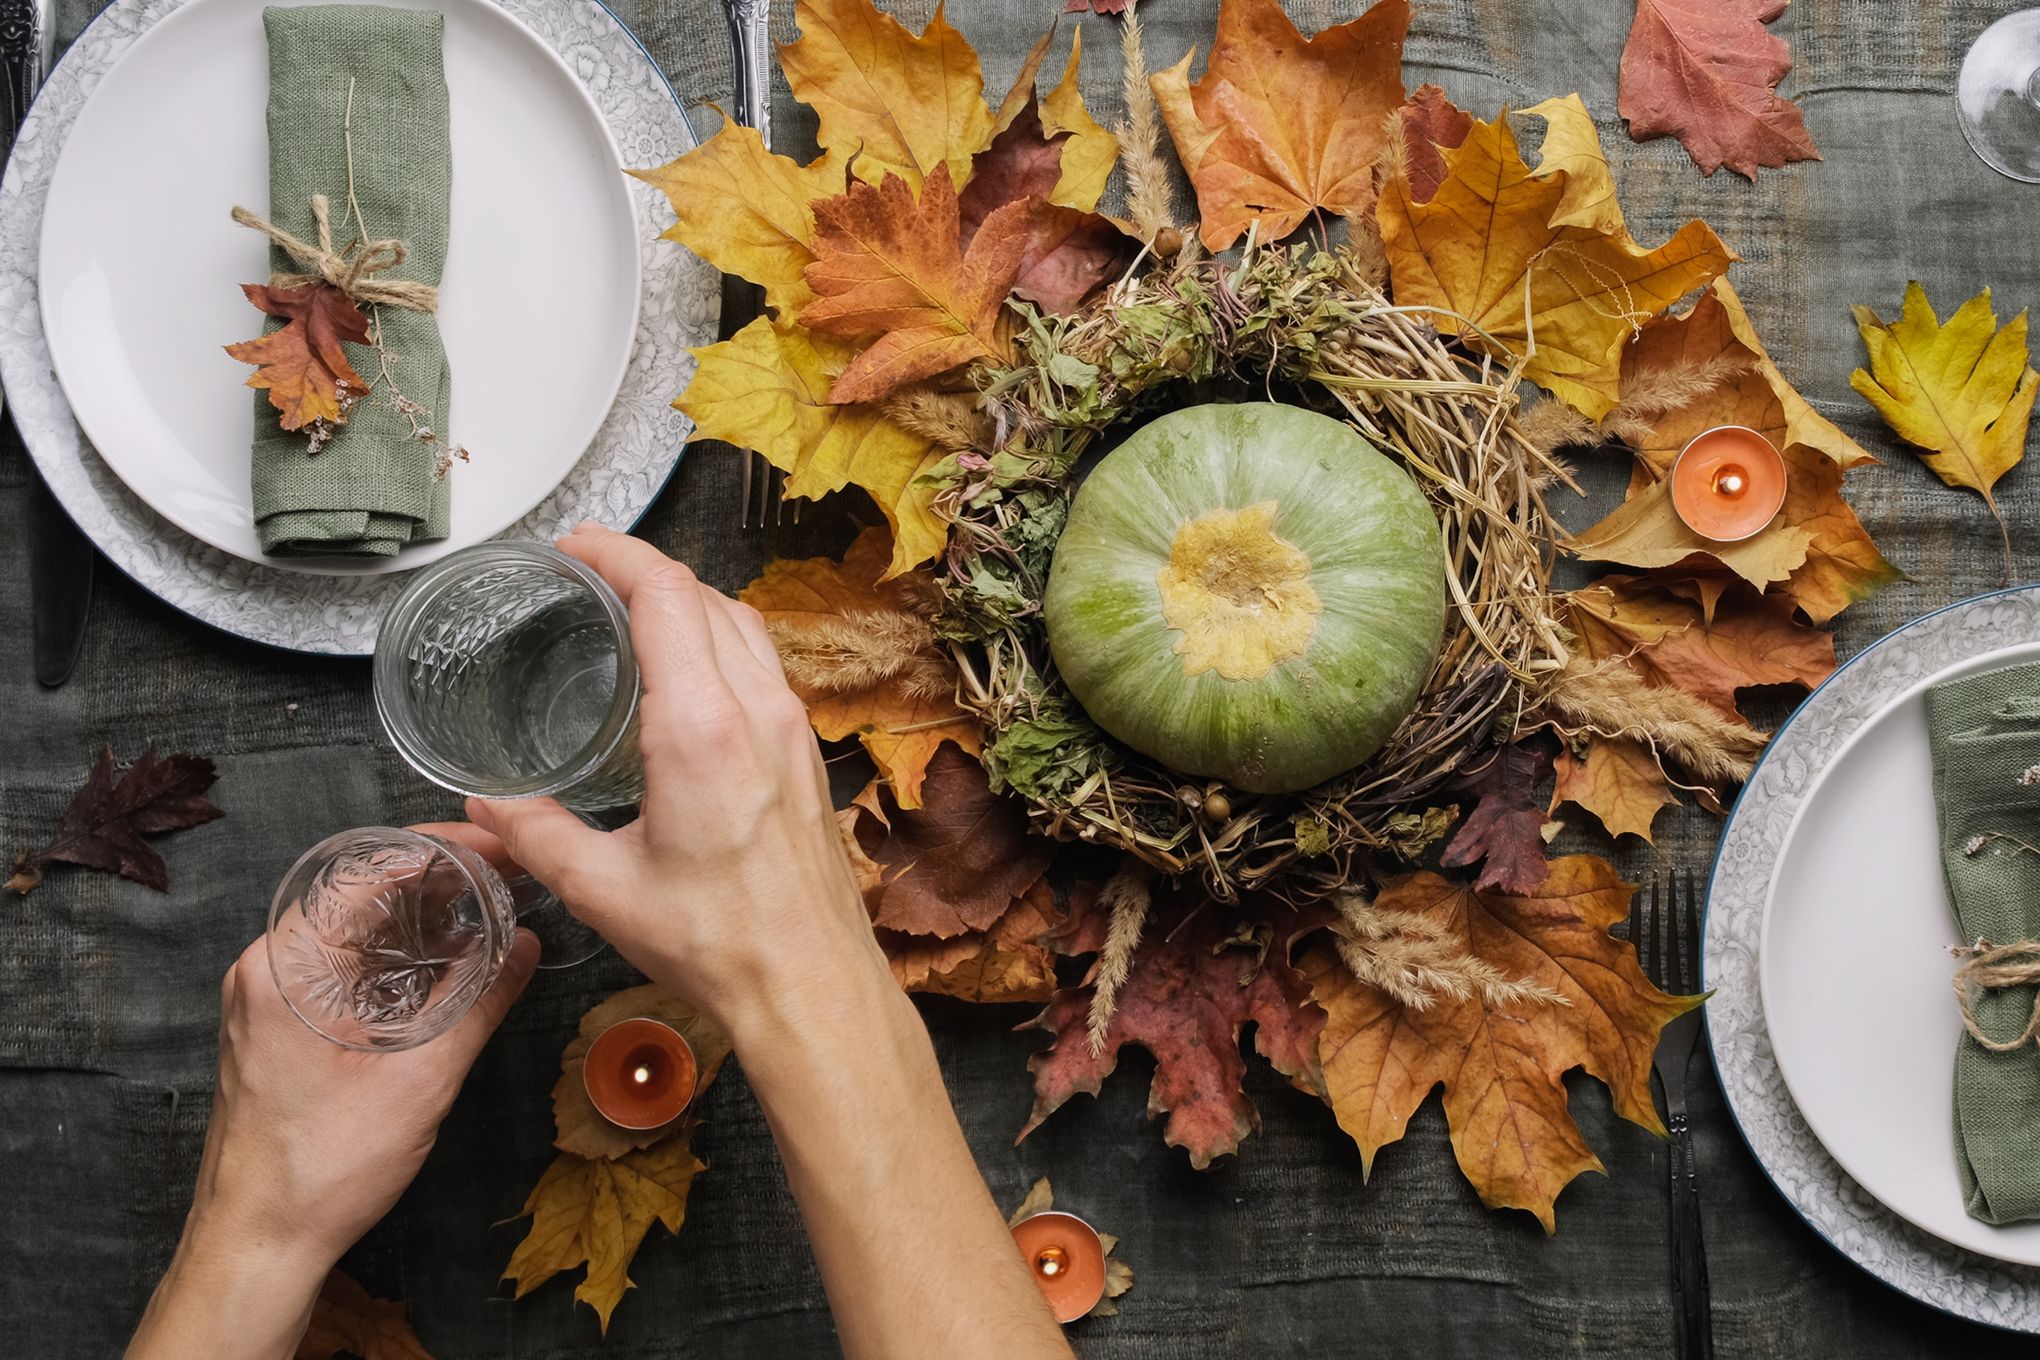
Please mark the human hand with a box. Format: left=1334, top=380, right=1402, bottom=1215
left=469, top=524, right=891, bottom=1046
left=187, top=844, right=538, bottom=1269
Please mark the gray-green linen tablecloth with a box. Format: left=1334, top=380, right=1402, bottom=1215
left=5, top=2, right=2039, bottom=1356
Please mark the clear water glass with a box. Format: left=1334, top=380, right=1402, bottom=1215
left=1959, top=9, right=2040, bottom=182
left=374, top=542, right=644, bottom=811
left=268, top=827, right=517, bottom=1051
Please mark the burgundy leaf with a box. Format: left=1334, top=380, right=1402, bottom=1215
left=12, top=747, right=223, bottom=895
left=1439, top=740, right=1555, bottom=895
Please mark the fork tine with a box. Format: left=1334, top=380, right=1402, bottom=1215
left=1633, top=876, right=1654, bottom=980
left=738, top=449, right=756, bottom=529
left=1677, top=871, right=1700, bottom=995
left=1657, top=874, right=1675, bottom=993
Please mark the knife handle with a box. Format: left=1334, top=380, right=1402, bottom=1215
left=0, top=0, right=39, bottom=134
left=1667, top=1110, right=1715, bottom=1360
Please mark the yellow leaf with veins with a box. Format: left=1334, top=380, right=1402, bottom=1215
left=1851, top=281, right=2039, bottom=565
left=502, top=1135, right=706, bottom=1333
left=627, top=120, right=846, bottom=318
left=678, top=318, right=946, bottom=576
left=779, top=0, right=994, bottom=190
left=1519, top=95, right=1626, bottom=235
left=1040, top=31, right=1118, bottom=213
left=1380, top=102, right=1734, bottom=418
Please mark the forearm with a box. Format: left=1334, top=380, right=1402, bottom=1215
left=127, top=1206, right=331, bottom=1360
left=735, top=960, right=1075, bottom=1360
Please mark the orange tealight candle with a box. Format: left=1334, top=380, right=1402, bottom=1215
left=1010, top=1210, right=1106, bottom=1324
left=1669, top=424, right=1788, bottom=543
left=582, top=1018, right=698, bottom=1131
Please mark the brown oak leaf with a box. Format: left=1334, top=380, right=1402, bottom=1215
left=800, top=165, right=1033, bottom=404
left=850, top=747, right=1054, bottom=939
left=877, top=875, right=1064, bottom=1004
left=1619, top=0, right=1820, bottom=180
left=1439, top=741, right=1556, bottom=895
left=1551, top=737, right=1678, bottom=843
left=957, top=95, right=1134, bottom=315
left=1019, top=896, right=1329, bottom=1169
left=295, top=1269, right=432, bottom=1360
left=226, top=282, right=372, bottom=432
left=1305, top=857, right=1703, bottom=1230
left=1065, top=0, right=1130, bottom=12
left=8, top=746, right=222, bottom=896
left=502, top=1134, right=706, bottom=1333
left=1566, top=572, right=1835, bottom=720
left=1399, top=83, right=1472, bottom=205
left=739, top=526, right=979, bottom=807
left=1151, top=0, right=1411, bottom=250
left=552, top=985, right=734, bottom=1160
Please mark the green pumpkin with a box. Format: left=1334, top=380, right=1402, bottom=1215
left=1042, top=402, right=1447, bottom=795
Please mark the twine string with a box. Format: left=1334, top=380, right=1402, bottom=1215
left=1952, top=936, right=2040, bottom=1053
left=229, top=195, right=437, bottom=313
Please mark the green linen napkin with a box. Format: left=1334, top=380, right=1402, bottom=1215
left=251, top=5, right=452, bottom=557
left=1927, top=660, right=2040, bottom=1225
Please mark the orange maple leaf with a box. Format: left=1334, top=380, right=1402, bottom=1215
left=225, top=281, right=372, bottom=432
left=800, top=165, right=1033, bottom=403
left=1150, top=0, right=1411, bottom=251
left=1305, top=857, right=1702, bottom=1230
left=1551, top=736, right=1680, bottom=843
left=739, top=525, right=981, bottom=808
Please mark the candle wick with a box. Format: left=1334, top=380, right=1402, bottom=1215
left=632, top=1065, right=651, bottom=1085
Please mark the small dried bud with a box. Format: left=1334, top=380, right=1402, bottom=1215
left=1152, top=226, right=1184, bottom=259
left=1202, top=792, right=1233, bottom=822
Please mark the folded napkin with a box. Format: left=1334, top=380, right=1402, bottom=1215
left=1927, top=661, right=2040, bottom=1225
left=251, top=5, right=452, bottom=557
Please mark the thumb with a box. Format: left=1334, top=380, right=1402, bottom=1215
left=442, top=926, right=540, bottom=1061
left=466, top=796, right=606, bottom=900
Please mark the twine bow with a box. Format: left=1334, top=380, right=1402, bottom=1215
left=230, top=193, right=437, bottom=314
left=1952, top=937, right=2040, bottom=1052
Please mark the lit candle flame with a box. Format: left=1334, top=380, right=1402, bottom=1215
left=1036, top=1246, right=1067, bottom=1278
left=1712, top=464, right=1749, bottom=499
left=632, top=1065, right=652, bottom=1086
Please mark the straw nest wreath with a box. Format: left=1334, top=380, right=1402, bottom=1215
left=929, top=239, right=1574, bottom=902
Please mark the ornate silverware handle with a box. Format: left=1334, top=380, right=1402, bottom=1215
left=720, top=0, right=771, bottom=141
left=0, top=0, right=52, bottom=137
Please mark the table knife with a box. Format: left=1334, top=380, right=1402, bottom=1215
left=3, top=0, right=93, bottom=688
left=715, top=0, right=769, bottom=341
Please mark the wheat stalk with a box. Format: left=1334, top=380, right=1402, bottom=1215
left=1116, top=0, right=1177, bottom=243
left=766, top=612, right=951, bottom=699
left=1085, top=865, right=1152, bottom=1055
left=1539, top=654, right=1766, bottom=787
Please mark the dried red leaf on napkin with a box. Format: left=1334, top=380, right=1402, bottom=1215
left=226, top=281, right=373, bottom=433
left=1618, top=0, right=1820, bottom=180
left=1439, top=740, right=1555, bottom=895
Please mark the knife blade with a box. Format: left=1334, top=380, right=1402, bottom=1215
left=3, top=0, right=94, bottom=687
left=716, top=0, right=770, bottom=346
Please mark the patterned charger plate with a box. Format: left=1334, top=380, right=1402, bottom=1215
left=1708, top=585, right=2040, bottom=1331
left=0, top=0, right=714, bottom=654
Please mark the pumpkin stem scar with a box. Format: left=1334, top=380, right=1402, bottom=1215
left=1156, top=501, right=1323, bottom=681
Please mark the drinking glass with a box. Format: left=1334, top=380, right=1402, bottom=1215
left=374, top=542, right=644, bottom=812
left=268, top=827, right=518, bottom=1051
left=1959, top=9, right=2040, bottom=182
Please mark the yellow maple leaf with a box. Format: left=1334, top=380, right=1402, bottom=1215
left=1551, top=737, right=1677, bottom=843
left=1380, top=101, right=1735, bottom=418
left=1150, top=0, right=1411, bottom=250
left=1517, top=94, right=1624, bottom=234
left=1851, top=281, right=2039, bottom=569
left=739, top=526, right=982, bottom=808
left=627, top=119, right=846, bottom=318
left=1304, top=857, right=1702, bottom=1230
left=993, top=27, right=1119, bottom=214
left=502, top=1134, right=707, bottom=1333
left=679, top=318, right=946, bottom=576
left=800, top=165, right=1034, bottom=403
left=779, top=0, right=994, bottom=190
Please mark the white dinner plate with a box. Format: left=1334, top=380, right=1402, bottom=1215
left=38, top=0, right=640, bottom=574
left=1761, top=639, right=2040, bottom=1266
left=1710, top=586, right=2040, bottom=1330
left=0, top=0, right=714, bottom=652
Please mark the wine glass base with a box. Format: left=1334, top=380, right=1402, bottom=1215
left=1958, top=10, right=2040, bottom=183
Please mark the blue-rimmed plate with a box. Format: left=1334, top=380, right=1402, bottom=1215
left=1709, top=586, right=2040, bottom=1329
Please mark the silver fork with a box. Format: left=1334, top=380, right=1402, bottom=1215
left=718, top=0, right=784, bottom=528
left=1635, top=873, right=1714, bottom=1360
